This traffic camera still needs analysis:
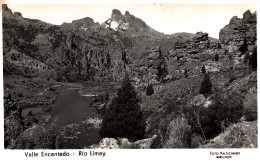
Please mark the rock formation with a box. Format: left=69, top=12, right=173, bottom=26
left=90, top=135, right=157, bottom=149
left=219, top=10, right=256, bottom=59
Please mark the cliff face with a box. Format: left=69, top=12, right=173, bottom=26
left=219, top=10, right=257, bottom=58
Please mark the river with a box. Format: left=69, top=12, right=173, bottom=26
left=46, top=91, right=101, bottom=148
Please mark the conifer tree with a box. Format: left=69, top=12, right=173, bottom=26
left=249, top=47, right=257, bottom=71
left=201, top=65, right=206, bottom=74
left=184, top=68, right=188, bottom=78
left=99, top=74, right=146, bottom=141
left=199, top=73, right=212, bottom=95
left=146, top=84, right=154, bottom=96
left=214, top=53, right=219, bottom=62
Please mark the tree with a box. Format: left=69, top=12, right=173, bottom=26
left=249, top=47, right=257, bottom=71
left=239, top=37, right=248, bottom=55
left=184, top=68, right=188, bottom=78
left=146, top=84, right=154, bottom=96
left=214, top=53, right=219, bottom=62
left=199, top=73, right=212, bottom=95
left=201, top=65, right=206, bottom=74
left=104, top=92, right=109, bottom=101
left=99, top=75, right=146, bottom=141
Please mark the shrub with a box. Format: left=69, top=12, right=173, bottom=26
left=104, top=92, right=109, bottom=101
left=201, top=65, right=206, bottom=74
left=184, top=69, right=188, bottom=78
left=184, top=93, right=243, bottom=139
left=214, top=53, right=219, bottom=62
left=243, top=86, right=257, bottom=121
left=146, top=84, right=154, bottom=96
left=18, top=93, right=24, bottom=97
left=49, top=87, right=56, bottom=92
left=229, top=76, right=236, bottom=83
left=223, top=125, right=246, bottom=148
left=199, top=73, right=212, bottom=95
left=99, top=74, right=146, bottom=141
left=163, top=116, right=192, bottom=148
left=190, top=134, right=204, bottom=148
left=249, top=47, right=257, bottom=71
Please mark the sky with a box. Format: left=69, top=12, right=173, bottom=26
left=5, top=3, right=257, bottom=39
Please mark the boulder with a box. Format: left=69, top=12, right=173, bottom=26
left=14, top=12, right=22, bottom=17
left=91, top=135, right=157, bottom=149
left=150, top=46, right=160, bottom=52
left=98, top=138, right=119, bottom=149
left=148, top=52, right=160, bottom=59
left=192, top=94, right=206, bottom=106
left=111, top=9, right=123, bottom=19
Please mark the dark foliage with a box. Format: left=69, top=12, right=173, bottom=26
left=99, top=75, right=146, bottom=141
left=244, top=111, right=257, bottom=121
left=199, top=73, right=212, bottom=95
left=201, top=65, right=206, bottom=74
left=184, top=69, right=188, bottom=78
left=214, top=53, right=219, bottom=62
left=239, top=38, right=248, bottom=55
left=229, top=76, right=236, bottom=83
left=104, top=92, right=109, bottom=101
left=249, top=47, right=257, bottom=71
left=146, top=84, right=154, bottom=96
left=49, top=87, right=56, bottom=92
left=184, top=94, right=243, bottom=139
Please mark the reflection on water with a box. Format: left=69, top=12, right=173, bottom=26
left=46, top=91, right=101, bottom=148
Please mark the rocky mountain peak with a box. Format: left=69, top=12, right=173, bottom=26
left=71, top=17, right=95, bottom=27
left=243, top=10, right=256, bottom=23
left=112, top=9, right=123, bottom=19
left=2, top=4, right=12, bottom=14
left=125, top=11, right=131, bottom=16
left=102, top=9, right=165, bottom=38
left=229, top=16, right=242, bottom=25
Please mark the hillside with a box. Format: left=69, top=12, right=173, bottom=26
left=3, top=4, right=257, bottom=149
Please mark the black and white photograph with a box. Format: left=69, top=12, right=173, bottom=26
left=1, top=0, right=258, bottom=158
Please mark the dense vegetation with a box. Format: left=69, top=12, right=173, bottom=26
left=99, top=75, right=146, bottom=141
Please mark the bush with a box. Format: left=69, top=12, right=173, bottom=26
left=104, top=92, right=109, bottom=101
left=99, top=75, right=146, bottom=141
left=243, top=86, right=257, bottom=121
left=18, top=93, right=24, bottom=97
left=146, top=84, right=154, bottom=96
left=249, top=47, right=257, bottom=71
left=163, top=116, right=192, bottom=148
left=199, top=73, right=212, bottom=95
left=49, top=87, right=56, bottom=92
left=184, top=93, right=243, bottom=139
left=223, top=125, right=246, bottom=148
left=214, top=53, right=219, bottom=62
left=190, top=134, right=204, bottom=148
left=184, top=69, right=188, bottom=78
left=229, top=76, right=236, bottom=83
left=201, top=65, right=206, bottom=74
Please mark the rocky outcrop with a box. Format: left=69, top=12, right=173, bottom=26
left=164, top=32, right=222, bottom=80
left=219, top=10, right=256, bottom=58
left=133, top=46, right=166, bottom=87
left=102, top=9, right=165, bottom=38
left=90, top=135, right=157, bottom=149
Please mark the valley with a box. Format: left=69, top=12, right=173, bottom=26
left=2, top=4, right=257, bottom=149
